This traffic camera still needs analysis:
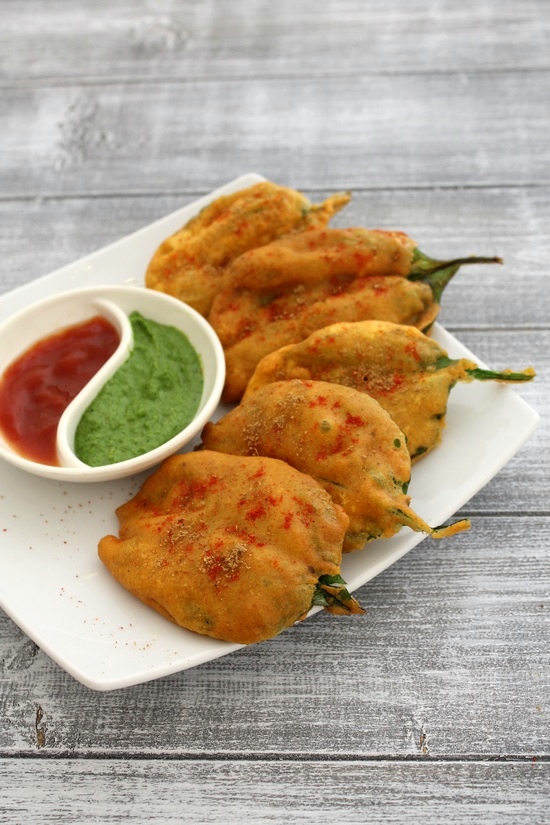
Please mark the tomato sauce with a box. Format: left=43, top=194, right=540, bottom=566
left=0, top=316, right=120, bottom=465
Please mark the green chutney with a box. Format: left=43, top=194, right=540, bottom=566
left=74, top=311, right=204, bottom=466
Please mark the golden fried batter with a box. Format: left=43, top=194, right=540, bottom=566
left=145, top=181, right=351, bottom=316
left=208, top=227, right=501, bottom=402
left=244, top=321, right=536, bottom=462
left=201, top=379, right=470, bottom=551
left=207, top=228, right=421, bottom=402
left=98, top=450, right=362, bottom=645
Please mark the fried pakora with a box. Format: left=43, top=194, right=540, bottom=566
left=98, top=450, right=362, bottom=645
left=244, top=320, right=535, bottom=462
left=207, top=227, right=501, bottom=401
left=145, top=181, right=351, bottom=316
left=201, top=379, right=470, bottom=551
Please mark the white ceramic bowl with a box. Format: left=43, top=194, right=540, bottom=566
left=0, top=286, right=225, bottom=482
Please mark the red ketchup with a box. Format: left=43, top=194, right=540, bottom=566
left=0, top=316, right=120, bottom=466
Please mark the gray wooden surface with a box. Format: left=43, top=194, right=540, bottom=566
left=0, top=1, right=548, bottom=822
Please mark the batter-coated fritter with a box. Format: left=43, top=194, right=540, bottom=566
left=244, top=321, right=536, bottom=462
left=145, top=181, right=351, bottom=316
left=98, top=451, right=361, bottom=645
left=208, top=227, right=501, bottom=401
left=201, top=379, right=470, bottom=551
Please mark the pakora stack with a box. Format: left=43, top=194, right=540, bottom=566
left=206, top=227, right=502, bottom=401
left=244, top=320, right=535, bottom=462
left=201, top=378, right=470, bottom=551
left=94, top=177, right=534, bottom=648
left=145, top=181, right=351, bottom=316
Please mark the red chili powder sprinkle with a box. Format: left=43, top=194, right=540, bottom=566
left=213, top=209, right=231, bottom=224
left=249, top=466, right=266, bottom=480
left=405, top=342, right=421, bottom=361
left=375, top=373, right=405, bottom=397
left=235, top=319, right=255, bottom=342
left=245, top=505, right=266, bottom=522
left=315, top=429, right=346, bottom=462
left=309, top=394, right=328, bottom=408
left=203, top=555, right=240, bottom=585
left=175, top=475, right=221, bottom=506
left=292, top=497, right=317, bottom=528
left=353, top=251, right=374, bottom=271
left=225, top=524, right=265, bottom=548
left=233, top=219, right=250, bottom=237
left=282, top=512, right=294, bottom=530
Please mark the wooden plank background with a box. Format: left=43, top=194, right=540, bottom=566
left=0, top=1, right=548, bottom=822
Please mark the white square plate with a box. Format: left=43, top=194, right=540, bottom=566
left=0, top=174, right=539, bottom=690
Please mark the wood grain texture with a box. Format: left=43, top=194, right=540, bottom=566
left=0, top=759, right=549, bottom=824
left=1, top=0, right=548, bottom=82
left=1, top=72, right=549, bottom=196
